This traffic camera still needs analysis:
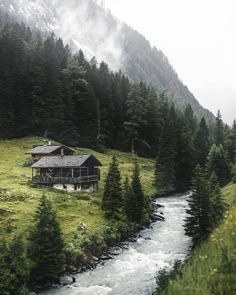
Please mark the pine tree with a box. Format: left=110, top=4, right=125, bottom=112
left=28, top=195, right=65, bottom=286
left=0, top=238, right=29, bottom=295
left=155, top=106, right=177, bottom=195
left=185, top=165, right=212, bottom=245
left=123, top=175, right=135, bottom=221
left=124, top=83, right=147, bottom=154
left=194, top=117, right=210, bottom=167
left=175, top=112, right=195, bottom=192
left=207, top=144, right=231, bottom=186
left=130, top=160, right=145, bottom=222
left=102, top=156, right=123, bottom=219
left=209, top=172, right=225, bottom=226
left=184, top=104, right=196, bottom=135
left=215, top=110, right=225, bottom=146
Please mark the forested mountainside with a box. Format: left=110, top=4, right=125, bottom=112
left=0, top=0, right=214, bottom=123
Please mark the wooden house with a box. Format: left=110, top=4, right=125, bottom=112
left=26, top=144, right=74, bottom=162
left=31, top=155, right=102, bottom=192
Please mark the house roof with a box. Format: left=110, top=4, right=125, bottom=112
left=31, top=155, right=102, bottom=168
left=26, top=145, right=73, bottom=155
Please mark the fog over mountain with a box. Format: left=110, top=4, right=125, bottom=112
left=0, top=0, right=215, bottom=122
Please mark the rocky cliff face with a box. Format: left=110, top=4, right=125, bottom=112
left=0, top=0, right=215, bottom=122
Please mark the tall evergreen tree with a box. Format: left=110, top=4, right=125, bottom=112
left=207, top=144, right=231, bottom=186
left=175, top=111, right=195, bottom=192
left=193, top=117, right=210, bottom=167
left=123, top=175, right=135, bottom=221
left=28, top=195, right=65, bottom=286
left=215, top=110, right=225, bottom=146
left=155, top=106, right=177, bottom=195
left=209, top=172, right=225, bottom=226
left=185, top=165, right=212, bottom=245
left=124, top=83, right=147, bottom=154
left=0, top=238, right=29, bottom=295
left=102, top=156, right=123, bottom=219
left=130, top=160, right=145, bottom=222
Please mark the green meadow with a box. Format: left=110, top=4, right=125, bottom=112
left=0, top=137, right=155, bottom=242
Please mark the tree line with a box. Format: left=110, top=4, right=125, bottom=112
left=102, top=157, right=149, bottom=224
left=184, top=111, right=236, bottom=246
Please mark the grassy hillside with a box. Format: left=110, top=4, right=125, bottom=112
left=0, top=137, right=155, bottom=242
left=156, top=183, right=236, bottom=294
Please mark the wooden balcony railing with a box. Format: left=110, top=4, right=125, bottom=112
left=32, top=175, right=98, bottom=185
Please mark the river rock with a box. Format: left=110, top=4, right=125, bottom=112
left=60, top=277, right=74, bottom=286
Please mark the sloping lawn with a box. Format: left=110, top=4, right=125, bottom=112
left=0, top=137, right=155, bottom=241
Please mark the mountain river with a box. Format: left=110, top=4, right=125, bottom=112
left=41, top=192, right=192, bottom=295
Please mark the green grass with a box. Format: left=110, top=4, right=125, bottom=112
left=157, top=183, right=236, bottom=295
left=0, top=137, right=155, bottom=242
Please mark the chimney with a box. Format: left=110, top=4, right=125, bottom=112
left=61, top=148, right=64, bottom=157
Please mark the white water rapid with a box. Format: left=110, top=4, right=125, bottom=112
left=41, top=193, right=192, bottom=295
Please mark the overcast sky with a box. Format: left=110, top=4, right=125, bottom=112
left=105, top=0, right=236, bottom=125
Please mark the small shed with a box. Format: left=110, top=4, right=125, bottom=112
left=31, top=155, right=102, bottom=193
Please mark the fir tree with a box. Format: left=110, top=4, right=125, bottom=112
left=185, top=165, right=212, bottom=245
left=0, top=238, right=29, bottom=295
left=207, top=144, right=231, bottom=186
left=102, top=156, right=123, bottom=219
left=124, top=83, right=147, bottom=154
left=194, top=117, right=210, bottom=167
left=155, top=106, right=177, bottom=195
left=130, top=160, right=145, bottom=222
left=123, top=175, right=135, bottom=221
left=209, top=172, right=225, bottom=226
left=28, top=195, right=65, bottom=286
left=215, top=110, right=225, bottom=146
left=175, top=112, right=195, bottom=192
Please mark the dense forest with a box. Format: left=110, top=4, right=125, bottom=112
left=0, top=0, right=215, bottom=123
left=1, top=16, right=236, bottom=194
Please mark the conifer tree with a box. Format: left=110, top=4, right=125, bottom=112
left=215, top=110, right=225, bottom=146
left=194, top=117, right=210, bottom=167
left=175, top=113, right=195, bottom=192
left=102, top=156, right=123, bottom=219
left=123, top=175, right=135, bottom=221
left=124, top=83, right=147, bottom=154
left=130, top=160, right=145, bottom=222
left=0, top=238, right=29, bottom=295
left=209, top=172, right=225, bottom=226
left=155, top=106, right=177, bottom=195
left=207, top=144, right=231, bottom=186
left=185, top=165, right=212, bottom=244
left=28, top=195, right=65, bottom=286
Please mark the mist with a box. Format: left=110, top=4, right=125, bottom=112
left=52, top=0, right=124, bottom=70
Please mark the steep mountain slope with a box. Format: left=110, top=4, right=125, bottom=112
left=0, top=0, right=214, bottom=122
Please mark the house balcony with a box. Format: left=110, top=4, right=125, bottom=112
left=32, top=175, right=99, bottom=185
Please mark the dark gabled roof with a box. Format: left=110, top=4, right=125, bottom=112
left=31, top=155, right=102, bottom=168
left=26, top=145, right=74, bottom=155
